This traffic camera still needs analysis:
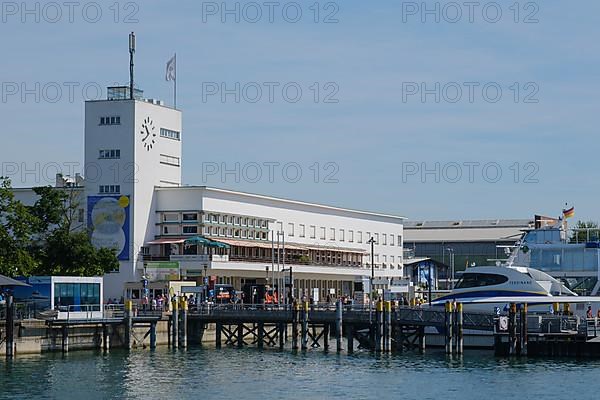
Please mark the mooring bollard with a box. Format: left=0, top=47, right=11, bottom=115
left=336, top=299, right=343, bottom=352
left=456, top=302, right=463, bottom=355
left=171, top=298, right=179, bottom=349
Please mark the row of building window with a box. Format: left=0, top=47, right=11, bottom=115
left=99, top=185, right=121, bottom=194
left=277, top=222, right=401, bottom=247
left=160, top=128, right=181, bottom=141
left=162, top=212, right=268, bottom=229
left=99, top=116, right=121, bottom=126
left=99, top=149, right=121, bottom=159
left=159, top=154, right=181, bottom=167
left=163, top=224, right=269, bottom=240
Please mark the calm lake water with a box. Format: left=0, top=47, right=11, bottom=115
left=2, top=347, right=599, bottom=400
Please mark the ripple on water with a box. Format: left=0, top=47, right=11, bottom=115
left=2, top=348, right=600, bottom=400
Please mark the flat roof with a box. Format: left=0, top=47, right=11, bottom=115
left=155, top=186, right=406, bottom=221
left=404, top=219, right=533, bottom=229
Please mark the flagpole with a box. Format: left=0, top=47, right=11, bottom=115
left=174, top=53, right=177, bottom=109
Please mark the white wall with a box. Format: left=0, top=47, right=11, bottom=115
left=85, top=99, right=182, bottom=298
left=155, top=187, right=405, bottom=275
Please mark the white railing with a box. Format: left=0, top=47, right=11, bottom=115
left=170, top=254, right=210, bottom=262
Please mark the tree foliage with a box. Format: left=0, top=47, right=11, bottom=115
left=0, top=177, right=119, bottom=277
left=569, top=220, right=600, bottom=243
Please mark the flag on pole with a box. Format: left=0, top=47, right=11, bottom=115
left=563, top=206, right=575, bottom=219
left=166, top=55, right=176, bottom=82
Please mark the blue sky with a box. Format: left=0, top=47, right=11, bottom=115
left=1, top=1, right=599, bottom=221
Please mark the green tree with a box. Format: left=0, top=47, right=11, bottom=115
left=29, top=185, right=119, bottom=276
left=0, top=177, right=38, bottom=277
left=36, top=230, right=118, bottom=276
left=0, top=178, right=119, bottom=277
left=569, top=221, right=600, bottom=243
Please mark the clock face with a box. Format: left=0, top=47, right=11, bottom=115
left=140, top=117, right=156, bottom=151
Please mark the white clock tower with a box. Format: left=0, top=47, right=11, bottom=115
left=84, top=86, right=182, bottom=298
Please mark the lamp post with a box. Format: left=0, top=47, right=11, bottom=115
left=446, top=248, right=455, bottom=289
left=367, top=237, right=375, bottom=322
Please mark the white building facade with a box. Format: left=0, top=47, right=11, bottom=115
left=14, top=86, right=406, bottom=300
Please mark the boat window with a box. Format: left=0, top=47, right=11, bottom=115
left=455, top=273, right=508, bottom=289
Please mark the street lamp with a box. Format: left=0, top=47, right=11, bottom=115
left=367, top=237, right=375, bottom=322
left=446, top=248, right=455, bottom=289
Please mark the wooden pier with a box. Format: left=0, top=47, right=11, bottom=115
left=7, top=297, right=600, bottom=358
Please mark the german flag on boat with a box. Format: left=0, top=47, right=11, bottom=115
left=563, top=206, right=575, bottom=219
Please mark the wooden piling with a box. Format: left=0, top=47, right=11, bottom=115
left=301, top=301, right=308, bottom=351
left=150, top=322, right=157, bottom=350
left=346, top=324, right=354, bottom=354
left=336, top=299, right=343, bottom=352
left=456, top=302, right=464, bottom=355
left=419, top=326, right=426, bottom=354
left=278, top=323, right=285, bottom=350
left=215, top=321, right=222, bottom=348
left=323, top=323, right=330, bottom=352
left=292, top=302, right=299, bottom=350
left=102, top=324, right=110, bottom=351
left=179, top=297, right=188, bottom=349
left=125, top=300, right=133, bottom=350
left=521, top=303, right=528, bottom=356
left=509, top=303, right=517, bottom=355
left=171, top=298, right=179, bottom=349
left=5, top=295, right=14, bottom=358
left=62, top=325, right=69, bottom=353
left=237, top=323, right=244, bottom=348
left=375, top=300, right=383, bottom=353
left=257, top=322, right=264, bottom=349
left=384, top=301, right=392, bottom=352
left=445, top=301, right=453, bottom=354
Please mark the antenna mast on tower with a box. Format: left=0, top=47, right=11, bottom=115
left=129, top=32, right=136, bottom=100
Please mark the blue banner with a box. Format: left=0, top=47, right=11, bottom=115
left=87, top=195, right=131, bottom=260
